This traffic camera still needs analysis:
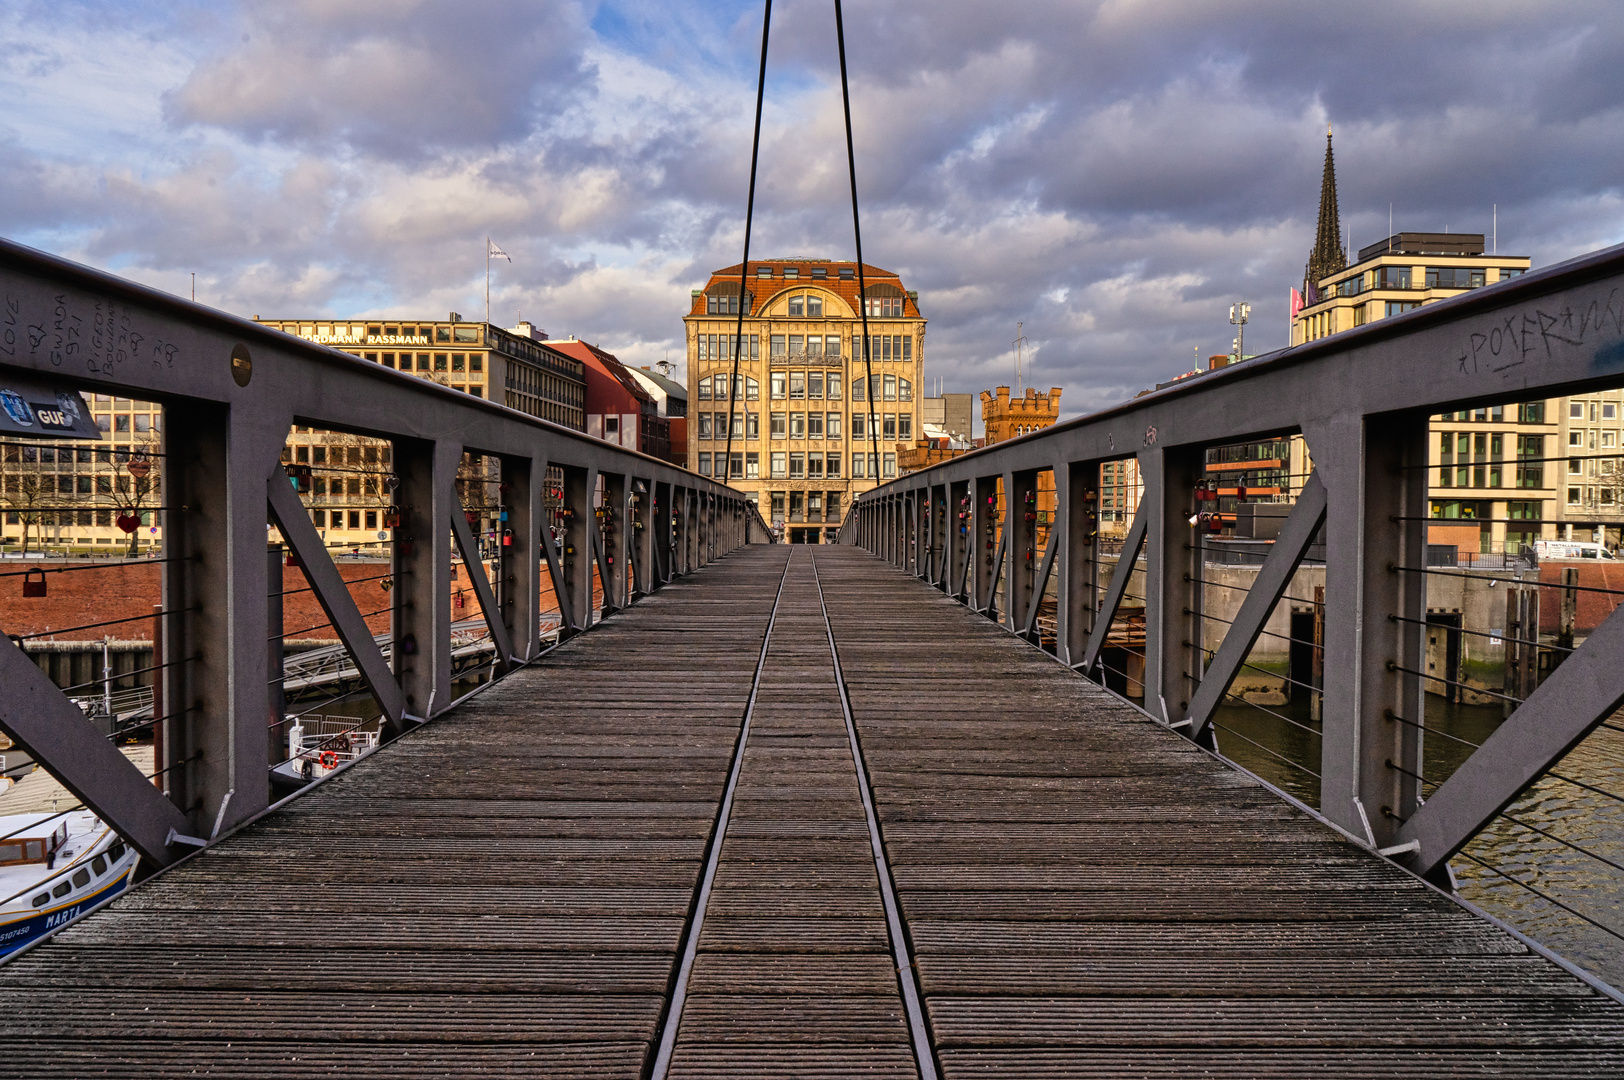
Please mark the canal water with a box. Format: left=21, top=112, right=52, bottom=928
left=1213, top=695, right=1624, bottom=990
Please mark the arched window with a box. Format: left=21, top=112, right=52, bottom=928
left=746, top=376, right=759, bottom=401
left=698, top=376, right=712, bottom=400
left=898, top=377, right=912, bottom=402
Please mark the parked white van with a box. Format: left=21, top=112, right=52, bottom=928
left=1534, top=540, right=1616, bottom=560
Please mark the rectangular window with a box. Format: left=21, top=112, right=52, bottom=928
left=471, top=354, right=483, bottom=372
left=771, top=335, right=786, bottom=358
left=418, top=354, right=432, bottom=370
left=313, top=510, right=326, bottom=528
left=434, top=353, right=448, bottom=371
left=826, top=453, right=841, bottom=479
left=730, top=412, right=744, bottom=439
left=1606, top=403, right=1618, bottom=420
left=790, top=412, right=806, bottom=438
left=1571, top=457, right=1584, bottom=474
left=1605, top=432, right=1617, bottom=448
left=770, top=491, right=785, bottom=519
left=790, top=491, right=804, bottom=521
left=808, top=373, right=824, bottom=399
left=452, top=353, right=465, bottom=371
left=1571, top=401, right=1585, bottom=419
left=771, top=412, right=786, bottom=438
left=365, top=510, right=378, bottom=529
left=883, top=413, right=897, bottom=440
left=852, top=412, right=866, bottom=441
left=806, top=335, right=823, bottom=357
left=807, top=295, right=823, bottom=317
left=808, top=412, right=824, bottom=439
left=746, top=452, right=760, bottom=479
left=746, top=412, right=759, bottom=439
left=789, top=452, right=805, bottom=479
left=698, top=413, right=712, bottom=439
left=790, top=372, right=805, bottom=399
left=1570, top=486, right=1583, bottom=504
left=1386, top=300, right=1422, bottom=317
left=826, top=412, right=841, bottom=440
left=808, top=452, right=824, bottom=479
left=826, top=335, right=842, bottom=357
left=1378, top=266, right=1411, bottom=289
left=771, top=372, right=786, bottom=399
left=827, top=373, right=842, bottom=399
left=883, top=453, right=896, bottom=478
left=1570, top=431, right=1583, bottom=447
left=771, top=452, right=787, bottom=478
left=789, top=334, right=804, bottom=354
left=883, top=374, right=896, bottom=401
left=898, top=413, right=912, bottom=440
left=730, top=452, right=744, bottom=479
left=698, top=452, right=712, bottom=476
left=852, top=452, right=866, bottom=479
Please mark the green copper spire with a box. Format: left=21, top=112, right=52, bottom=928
left=1304, top=126, right=1346, bottom=299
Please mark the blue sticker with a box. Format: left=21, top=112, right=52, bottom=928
left=0, top=389, right=33, bottom=427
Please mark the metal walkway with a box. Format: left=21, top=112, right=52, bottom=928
left=2, top=545, right=1622, bottom=1077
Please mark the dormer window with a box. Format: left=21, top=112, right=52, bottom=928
left=756, top=266, right=773, bottom=277
left=839, top=267, right=854, bottom=280
left=812, top=268, right=828, bottom=279
left=783, top=268, right=799, bottom=279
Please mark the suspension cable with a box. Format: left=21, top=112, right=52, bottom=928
left=720, top=0, right=772, bottom=494
left=836, top=0, right=879, bottom=491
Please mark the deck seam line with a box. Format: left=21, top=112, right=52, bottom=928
left=811, top=548, right=942, bottom=1080
left=647, top=549, right=793, bottom=1080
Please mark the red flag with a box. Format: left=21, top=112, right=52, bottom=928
left=1290, top=287, right=1303, bottom=321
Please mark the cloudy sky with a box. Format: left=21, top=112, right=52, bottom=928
left=3, top=1, right=1622, bottom=422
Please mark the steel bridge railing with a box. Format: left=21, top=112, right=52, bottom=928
left=0, top=237, right=771, bottom=874
left=843, top=238, right=1624, bottom=989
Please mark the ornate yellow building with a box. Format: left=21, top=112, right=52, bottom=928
left=685, top=258, right=926, bottom=543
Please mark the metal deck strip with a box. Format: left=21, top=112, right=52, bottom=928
left=811, top=544, right=1624, bottom=1077
left=812, top=548, right=940, bottom=1080
left=647, top=547, right=794, bottom=1080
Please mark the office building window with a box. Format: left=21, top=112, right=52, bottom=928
left=883, top=453, right=897, bottom=478
left=852, top=452, right=866, bottom=478
left=698, top=452, right=711, bottom=476
left=827, top=372, right=842, bottom=398
left=826, top=453, right=841, bottom=479
left=698, top=413, right=712, bottom=439
left=883, top=414, right=897, bottom=441
left=1569, top=487, right=1582, bottom=504
left=790, top=412, right=806, bottom=438
left=770, top=492, right=785, bottom=519
left=852, top=412, right=866, bottom=441
left=827, top=412, right=842, bottom=440
left=771, top=335, right=786, bottom=358
left=1386, top=301, right=1422, bottom=317
left=789, top=452, right=806, bottom=479
left=790, top=372, right=805, bottom=399
left=825, top=335, right=842, bottom=357
left=746, top=452, right=760, bottom=479
left=1571, top=401, right=1585, bottom=419
left=808, top=373, right=824, bottom=399
left=771, top=372, right=786, bottom=399
left=730, top=452, right=743, bottom=479
left=771, top=412, right=786, bottom=438
left=807, top=453, right=823, bottom=479
left=771, top=451, right=787, bottom=478
left=808, top=412, right=824, bottom=439
left=747, top=412, right=760, bottom=439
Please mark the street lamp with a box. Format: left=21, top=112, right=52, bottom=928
left=1229, top=302, right=1251, bottom=361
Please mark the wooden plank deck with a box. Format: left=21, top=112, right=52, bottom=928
left=0, top=543, right=1621, bottom=1077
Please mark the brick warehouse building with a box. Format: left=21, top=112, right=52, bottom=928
left=685, top=258, right=926, bottom=543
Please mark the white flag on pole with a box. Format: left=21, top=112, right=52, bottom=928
left=488, top=240, right=511, bottom=261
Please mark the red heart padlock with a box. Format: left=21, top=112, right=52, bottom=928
left=116, top=511, right=140, bottom=534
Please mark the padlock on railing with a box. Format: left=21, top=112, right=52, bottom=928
left=502, top=528, right=513, bottom=547
left=383, top=505, right=401, bottom=529
left=116, top=510, right=140, bottom=535
left=21, top=568, right=46, bottom=598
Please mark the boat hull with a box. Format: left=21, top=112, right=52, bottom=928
left=0, top=865, right=136, bottom=958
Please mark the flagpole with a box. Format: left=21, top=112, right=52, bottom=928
left=485, top=237, right=491, bottom=325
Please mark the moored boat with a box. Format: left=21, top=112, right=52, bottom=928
left=0, top=812, right=139, bottom=958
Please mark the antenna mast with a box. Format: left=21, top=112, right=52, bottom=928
left=1013, top=322, right=1027, bottom=393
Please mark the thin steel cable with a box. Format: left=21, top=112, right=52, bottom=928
left=1211, top=722, right=1322, bottom=779
left=720, top=0, right=772, bottom=492
left=1453, top=849, right=1624, bottom=945
left=836, top=0, right=879, bottom=493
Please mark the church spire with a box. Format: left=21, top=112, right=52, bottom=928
left=1304, top=125, right=1346, bottom=299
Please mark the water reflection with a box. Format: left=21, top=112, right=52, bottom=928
left=1213, top=694, right=1624, bottom=990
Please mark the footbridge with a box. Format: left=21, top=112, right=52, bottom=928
left=1, top=239, right=1624, bottom=1074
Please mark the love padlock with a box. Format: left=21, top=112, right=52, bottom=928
left=383, top=505, right=401, bottom=529
left=116, top=511, right=140, bottom=534
left=21, top=569, right=46, bottom=598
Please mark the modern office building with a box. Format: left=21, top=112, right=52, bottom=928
left=544, top=338, right=670, bottom=461
left=1289, top=133, right=1555, bottom=557
left=685, top=258, right=926, bottom=544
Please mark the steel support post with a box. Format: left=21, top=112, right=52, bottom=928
left=910, top=491, right=923, bottom=576
left=1057, top=461, right=1099, bottom=667
left=393, top=437, right=457, bottom=720
left=653, top=481, right=673, bottom=583
left=267, top=546, right=285, bottom=765
left=502, top=454, right=541, bottom=659
left=1139, top=444, right=1204, bottom=731
left=563, top=466, right=594, bottom=630
left=948, top=479, right=969, bottom=599
left=632, top=478, right=654, bottom=596
left=1004, top=470, right=1038, bottom=635
left=449, top=493, right=517, bottom=676
left=971, top=476, right=998, bottom=612
left=596, top=471, right=626, bottom=615
left=931, top=482, right=949, bottom=588
left=162, top=397, right=284, bottom=837
left=1312, top=413, right=1428, bottom=848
